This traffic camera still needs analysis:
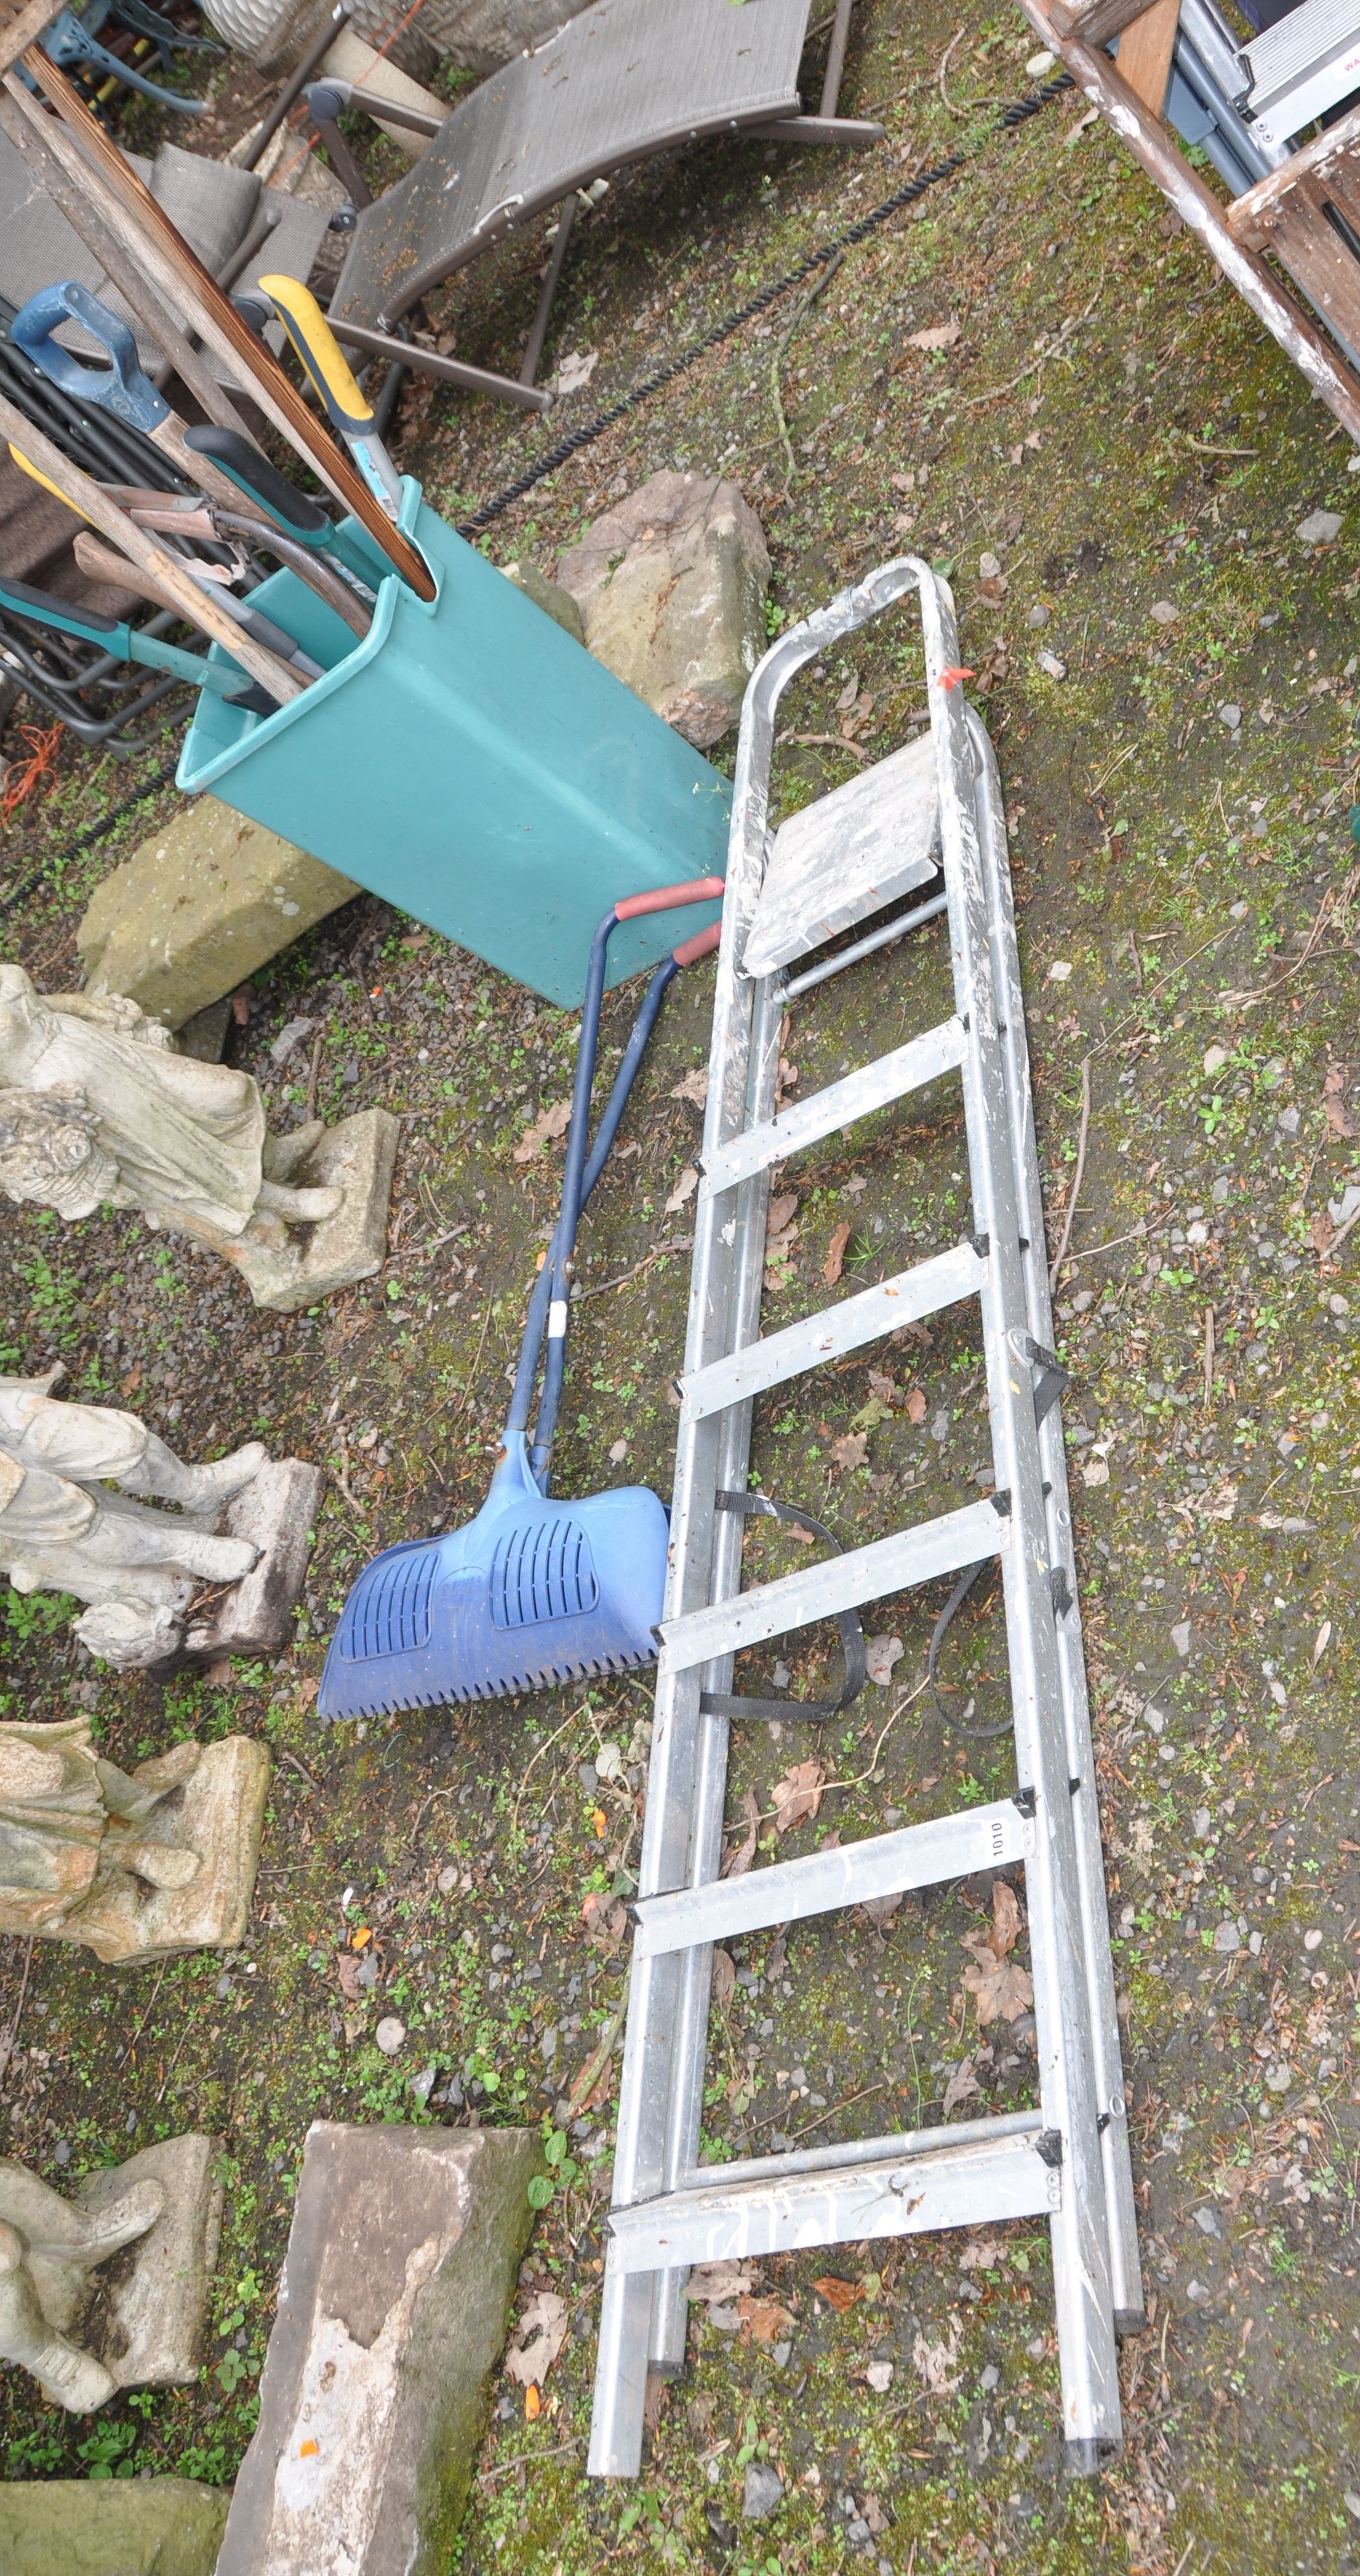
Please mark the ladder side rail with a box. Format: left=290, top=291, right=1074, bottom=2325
left=593, top=600, right=859, bottom=2479
left=967, top=714, right=1144, bottom=2337
left=920, top=568, right=1121, bottom=2468
left=650, top=973, right=785, bottom=2379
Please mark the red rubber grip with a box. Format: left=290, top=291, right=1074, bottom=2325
left=614, top=874, right=724, bottom=921
left=672, top=921, right=721, bottom=968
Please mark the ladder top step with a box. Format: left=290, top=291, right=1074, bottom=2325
left=741, top=732, right=940, bottom=979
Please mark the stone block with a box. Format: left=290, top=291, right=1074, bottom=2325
left=184, top=1458, right=324, bottom=1664
left=77, top=800, right=358, bottom=1031
left=77, top=2133, right=223, bottom=2386
left=556, top=469, right=769, bottom=747
left=58, top=1739, right=271, bottom=1962
left=499, top=557, right=586, bottom=645
left=217, top=2122, right=542, bottom=2576
left=0, top=2475, right=230, bottom=2576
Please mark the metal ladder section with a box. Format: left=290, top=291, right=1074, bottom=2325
left=588, top=558, right=1143, bottom=2481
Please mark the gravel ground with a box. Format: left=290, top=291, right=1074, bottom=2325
left=3, top=2, right=1360, bottom=2566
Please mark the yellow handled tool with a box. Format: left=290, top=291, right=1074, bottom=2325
left=258, top=274, right=404, bottom=523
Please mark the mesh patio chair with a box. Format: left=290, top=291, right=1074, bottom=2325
left=0, top=126, right=332, bottom=362
left=308, top=0, right=882, bottom=410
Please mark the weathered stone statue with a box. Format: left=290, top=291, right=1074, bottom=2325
left=0, top=2136, right=223, bottom=2410
left=0, top=1367, right=324, bottom=1674
left=0, top=1719, right=269, bottom=1960
left=0, top=966, right=397, bottom=1310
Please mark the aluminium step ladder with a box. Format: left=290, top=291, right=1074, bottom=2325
left=588, top=558, right=1143, bottom=2481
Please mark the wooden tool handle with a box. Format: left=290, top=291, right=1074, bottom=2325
left=21, top=52, right=436, bottom=602
left=0, top=0, right=59, bottom=77
left=0, top=392, right=305, bottom=703
left=73, top=528, right=214, bottom=626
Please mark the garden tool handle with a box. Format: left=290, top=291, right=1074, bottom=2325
left=182, top=422, right=332, bottom=542
left=0, top=569, right=129, bottom=649
left=258, top=273, right=404, bottom=521
left=0, top=568, right=274, bottom=705
left=672, top=921, right=721, bottom=966
left=12, top=279, right=169, bottom=433
left=613, top=873, right=725, bottom=920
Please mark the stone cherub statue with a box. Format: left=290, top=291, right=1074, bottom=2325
left=0, top=1365, right=266, bottom=1671
left=0, top=2158, right=164, bottom=2410
left=0, top=966, right=397, bottom=1311
left=0, top=2134, right=223, bottom=2409
left=0, top=1367, right=324, bottom=1678
left=0, top=1717, right=271, bottom=1961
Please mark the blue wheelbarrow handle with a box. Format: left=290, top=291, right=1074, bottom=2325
left=12, top=281, right=169, bottom=436
left=0, top=574, right=277, bottom=709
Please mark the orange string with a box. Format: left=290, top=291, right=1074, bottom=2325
left=1, top=723, right=62, bottom=824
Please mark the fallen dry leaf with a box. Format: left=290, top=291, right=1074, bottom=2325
left=664, top=1165, right=699, bottom=1214
left=505, top=2289, right=569, bottom=2388
left=908, top=317, right=961, bottom=351
left=943, top=2057, right=982, bottom=2116
left=830, top=1430, right=867, bottom=1473
left=859, top=1890, right=902, bottom=1931
left=960, top=1880, right=1032, bottom=2025
left=581, top=1891, right=628, bottom=1952
left=865, top=1633, right=904, bottom=1686
left=671, top=1068, right=710, bottom=1109
left=1324, top=1065, right=1355, bottom=1138
left=958, top=2235, right=1010, bottom=2272
left=962, top=1938, right=1033, bottom=2027
left=525, top=2383, right=541, bottom=2421
left=913, top=2322, right=963, bottom=2393
left=867, top=1369, right=899, bottom=1405
left=513, top=1098, right=571, bottom=1162
left=974, top=638, right=1011, bottom=694
left=723, top=1785, right=761, bottom=1879
left=555, top=347, right=598, bottom=394
left=906, top=1387, right=928, bottom=1426
left=687, top=2261, right=755, bottom=2308
left=990, top=1881, right=1022, bottom=1958
left=771, top=1760, right=824, bottom=1835
left=766, top=1192, right=800, bottom=1242
left=824, top=1219, right=852, bottom=1286
left=336, top=1952, right=364, bottom=2002
left=739, top=2295, right=797, bottom=2347
left=711, top=1947, right=736, bottom=2007
left=1312, top=1208, right=1337, bottom=1257
left=813, top=2276, right=863, bottom=2314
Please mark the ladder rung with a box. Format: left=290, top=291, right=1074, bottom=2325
left=659, top=1494, right=1006, bottom=1675
left=606, top=2129, right=1060, bottom=2273
left=700, top=1016, right=966, bottom=1196
left=632, top=1796, right=1032, bottom=1958
left=680, top=1238, right=984, bottom=1424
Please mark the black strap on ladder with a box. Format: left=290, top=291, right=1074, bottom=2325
left=926, top=1338, right=1070, bottom=1740
left=698, top=1490, right=868, bottom=1722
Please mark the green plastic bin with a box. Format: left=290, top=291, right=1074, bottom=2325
left=177, top=481, right=730, bottom=1007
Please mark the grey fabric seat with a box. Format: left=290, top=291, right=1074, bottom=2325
left=0, top=132, right=328, bottom=366
left=330, top=0, right=863, bottom=335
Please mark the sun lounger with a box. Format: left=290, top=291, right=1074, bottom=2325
left=318, top=0, right=882, bottom=406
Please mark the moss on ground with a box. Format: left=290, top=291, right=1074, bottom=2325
left=4, top=1, right=1360, bottom=2566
